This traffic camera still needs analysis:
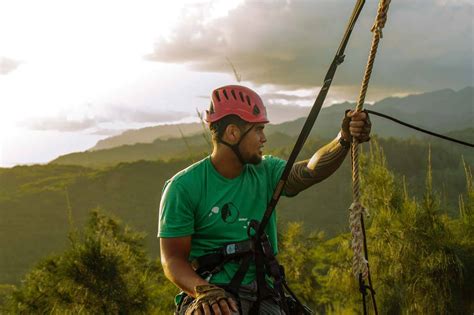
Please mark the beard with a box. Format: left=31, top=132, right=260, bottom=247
left=245, top=153, right=263, bottom=165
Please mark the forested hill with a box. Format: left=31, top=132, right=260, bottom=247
left=1, top=135, right=472, bottom=285
left=52, top=87, right=473, bottom=168
left=90, top=122, right=203, bottom=151
left=87, top=86, right=473, bottom=151
left=51, top=122, right=473, bottom=169
left=50, top=132, right=295, bottom=168
left=266, top=86, right=473, bottom=138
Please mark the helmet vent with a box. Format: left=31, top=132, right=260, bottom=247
left=223, top=89, right=229, bottom=100
left=231, top=89, right=237, bottom=100
left=246, top=95, right=251, bottom=106
left=209, top=101, right=215, bottom=114
left=214, top=91, right=221, bottom=102
left=239, top=91, right=245, bottom=102
left=253, top=105, right=261, bottom=116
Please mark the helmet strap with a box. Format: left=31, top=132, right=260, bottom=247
left=219, top=125, right=254, bottom=165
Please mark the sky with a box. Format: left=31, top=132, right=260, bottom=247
left=0, top=0, right=472, bottom=167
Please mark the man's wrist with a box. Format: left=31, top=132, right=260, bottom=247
left=338, top=131, right=351, bottom=149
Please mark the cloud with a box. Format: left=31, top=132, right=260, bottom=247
left=24, top=106, right=190, bottom=132
left=101, top=105, right=188, bottom=124
left=88, top=128, right=125, bottom=136
left=261, top=93, right=314, bottom=103
left=266, top=103, right=310, bottom=124
left=0, top=57, right=22, bottom=75
left=148, top=0, right=473, bottom=94
left=26, top=117, right=97, bottom=132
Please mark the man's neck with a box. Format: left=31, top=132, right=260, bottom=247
left=210, top=147, right=244, bottom=179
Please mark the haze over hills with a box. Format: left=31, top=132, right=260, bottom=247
left=267, top=87, right=474, bottom=139
left=89, top=87, right=473, bottom=152
left=90, top=103, right=313, bottom=151
left=90, top=123, right=204, bottom=151
left=54, top=87, right=473, bottom=168
left=51, top=132, right=296, bottom=168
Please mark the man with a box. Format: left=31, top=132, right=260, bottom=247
left=158, top=85, right=371, bottom=315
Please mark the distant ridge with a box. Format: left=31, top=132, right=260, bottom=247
left=90, top=123, right=203, bottom=151
left=89, top=103, right=313, bottom=151
left=267, top=87, right=473, bottom=139
left=53, top=87, right=473, bottom=168
left=89, top=87, right=473, bottom=152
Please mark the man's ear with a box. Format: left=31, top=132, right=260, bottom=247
left=223, top=124, right=241, bottom=144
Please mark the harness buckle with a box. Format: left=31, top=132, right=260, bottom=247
left=222, top=240, right=254, bottom=257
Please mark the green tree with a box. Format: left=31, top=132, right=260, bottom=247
left=301, top=141, right=468, bottom=313
left=4, top=210, right=177, bottom=314
left=364, top=143, right=464, bottom=314
left=449, top=158, right=474, bottom=312
left=278, top=222, right=328, bottom=311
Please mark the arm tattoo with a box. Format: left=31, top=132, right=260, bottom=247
left=284, top=136, right=349, bottom=196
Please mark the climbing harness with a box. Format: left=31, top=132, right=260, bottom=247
left=220, top=125, right=255, bottom=165
left=190, top=220, right=312, bottom=314
left=349, top=1, right=392, bottom=314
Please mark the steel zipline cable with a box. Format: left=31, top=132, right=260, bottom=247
left=366, top=109, right=474, bottom=148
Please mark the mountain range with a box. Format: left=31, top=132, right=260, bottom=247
left=90, top=87, right=472, bottom=151
left=54, top=87, right=473, bottom=168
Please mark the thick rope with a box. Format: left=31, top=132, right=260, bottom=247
left=349, top=202, right=369, bottom=278
left=350, top=0, right=391, bottom=280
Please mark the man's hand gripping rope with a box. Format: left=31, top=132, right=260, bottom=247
left=341, top=110, right=372, bottom=144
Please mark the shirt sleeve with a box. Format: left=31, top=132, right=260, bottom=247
left=158, top=179, right=195, bottom=238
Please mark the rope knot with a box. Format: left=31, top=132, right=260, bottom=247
left=371, top=0, right=391, bottom=38
left=349, top=202, right=369, bottom=279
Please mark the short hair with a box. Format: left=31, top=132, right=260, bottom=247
left=209, top=115, right=248, bottom=143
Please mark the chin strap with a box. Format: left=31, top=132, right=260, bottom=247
left=219, top=125, right=254, bottom=165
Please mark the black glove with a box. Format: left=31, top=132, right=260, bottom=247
left=341, top=109, right=371, bottom=143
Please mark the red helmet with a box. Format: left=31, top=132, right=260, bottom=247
left=205, top=85, right=269, bottom=123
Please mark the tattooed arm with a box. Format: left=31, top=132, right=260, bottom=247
left=284, top=110, right=371, bottom=196
left=284, top=133, right=349, bottom=196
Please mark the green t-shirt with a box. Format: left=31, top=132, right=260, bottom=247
left=158, top=155, right=286, bottom=285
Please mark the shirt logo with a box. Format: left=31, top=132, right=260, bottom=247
left=208, top=203, right=241, bottom=224
left=221, top=202, right=240, bottom=224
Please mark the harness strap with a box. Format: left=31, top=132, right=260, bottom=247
left=192, top=240, right=254, bottom=279
left=192, top=233, right=311, bottom=314
left=227, top=254, right=253, bottom=296
left=255, top=0, right=366, bottom=238
left=249, top=220, right=291, bottom=315
left=192, top=253, right=224, bottom=277
left=220, top=125, right=255, bottom=165
left=250, top=239, right=272, bottom=315
left=282, top=279, right=313, bottom=314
